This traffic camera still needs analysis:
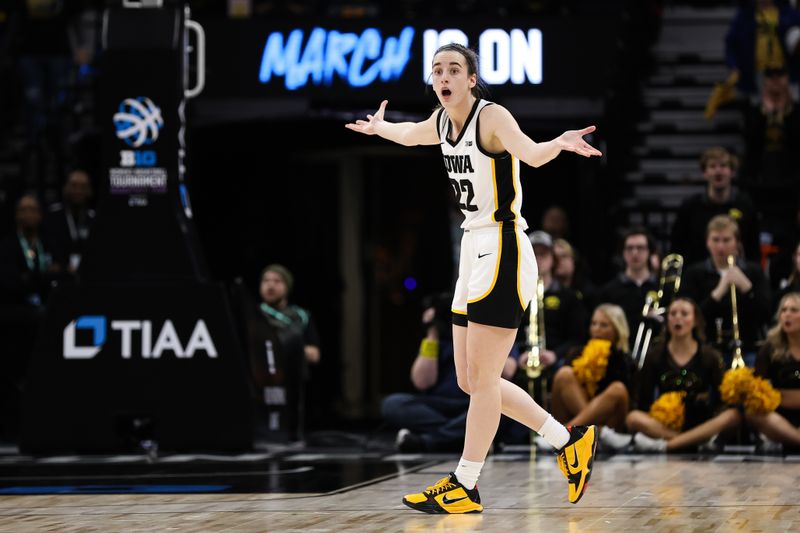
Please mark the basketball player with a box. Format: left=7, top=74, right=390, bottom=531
left=346, top=43, right=602, bottom=513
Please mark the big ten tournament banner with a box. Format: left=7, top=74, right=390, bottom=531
left=198, top=17, right=621, bottom=108
left=82, top=6, right=207, bottom=282
left=20, top=284, right=253, bottom=454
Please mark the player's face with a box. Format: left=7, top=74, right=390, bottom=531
left=590, top=310, right=617, bottom=343
left=667, top=300, right=695, bottom=338
left=260, top=271, right=288, bottom=305
left=706, top=229, right=737, bottom=262
left=431, top=51, right=476, bottom=107
left=779, top=296, right=800, bottom=335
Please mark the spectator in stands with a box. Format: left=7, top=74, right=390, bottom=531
left=599, top=227, right=659, bottom=352
left=11, top=1, right=80, bottom=144
left=670, top=147, right=760, bottom=264
left=383, top=293, right=520, bottom=452
left=42, top=168, right=94, bottom=275
left=541, top=205, right=570, bottom=240
left=766, top=204, right=800, bottom=291
left=775, top=241, right=800, bottom=309
left=547, top=304, right=632, bottom=444
left=742, top=68, right=800, bottom=188
left=742, top=67, right=800, bottom=274
left=517, top=231, right=587, bottom=373
left=724, top=0, right=800, bottom=98
left=0, top=193, right=55, bottom=441
left=624, top=298, right=742, bottom=452
left=0, top=193, right=55, bottom=307
left=259, top=264, right=320, bottom=365
left=248, top=264, right=321, bottom=440
left=747, top=292, right=800, bottom=450
left=679, top=215, right=770, bottom=367
left=553, top=237, right=597, bottom=311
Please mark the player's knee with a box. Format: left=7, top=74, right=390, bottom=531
left=457, top=376, right=471, bottom=395
left=467, top=362, right=480, bottom=385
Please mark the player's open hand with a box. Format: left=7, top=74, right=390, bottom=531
left=556, top=126, right=603, bottom=157
left=345, top=100, right=388, bottom=135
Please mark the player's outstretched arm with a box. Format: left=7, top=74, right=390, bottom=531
left=484, top=105, right=602, bottom=168
left=345, top=100, right=440, bottom=147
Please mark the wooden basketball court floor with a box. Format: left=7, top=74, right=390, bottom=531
left=1, top=451, right=798, bottom=532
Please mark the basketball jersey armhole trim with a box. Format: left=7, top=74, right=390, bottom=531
left=475, top=103, right=510, bottom=159
left=436, top=107, right=445, bottom=139
left=490, top=159, right=499, bottom=222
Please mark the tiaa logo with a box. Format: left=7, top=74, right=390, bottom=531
left=63, top=315, right=217, bottom=359
left=113, top=97, right=164, bottom=148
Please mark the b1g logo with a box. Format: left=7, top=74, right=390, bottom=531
left=63, top=315, right=217, bottom=359
left=119, top=149, right=156, bottom=167
left=113, top=97, right=164, bottom=147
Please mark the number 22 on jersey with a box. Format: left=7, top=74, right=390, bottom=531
left=450, top=178, right=478, bottom=212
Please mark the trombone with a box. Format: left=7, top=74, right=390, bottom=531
left=728, top=255, right=746, bottom=369
left=632, top=253, right=683, bottom=369
left=526, top=276, right=546, bottom=399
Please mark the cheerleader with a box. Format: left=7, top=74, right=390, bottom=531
left=625, top=298, right=741, bottom=452
left=550, top=304, right=632, bottom=434
left=746, top=292, right=800, bottom=448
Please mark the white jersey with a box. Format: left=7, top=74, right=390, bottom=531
left=437, top=99, right=528, bottom=231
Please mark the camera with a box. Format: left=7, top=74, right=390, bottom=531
left=421, top=291, right=454, bottom=340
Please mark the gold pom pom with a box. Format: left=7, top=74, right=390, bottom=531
left=648, top=391, right=687, bottom=431
left=744, top=377, right=781, bottom=414
left=719, top=367, right=754, bottom=406
left=720, top=367, right=782, bottom=414
left=571, top=339, right=612, bottom=398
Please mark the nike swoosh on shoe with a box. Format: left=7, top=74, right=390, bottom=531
left=569, top=446, right=580, bottom=470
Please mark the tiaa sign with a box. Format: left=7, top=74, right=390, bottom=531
left=63, top=315, right=218, bottom=359
left=257, top=26, right=543, bottom=90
